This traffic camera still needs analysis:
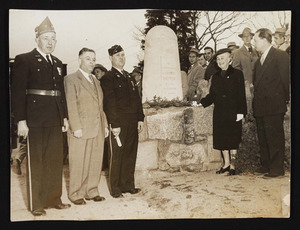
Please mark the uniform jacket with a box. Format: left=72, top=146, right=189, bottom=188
left=64, top=70, right=108, bottom=139
left=253, top=46, right=290, bottom=117
left=231, top=45, right=259, bottom=84
left=101, top=67, right=145, bottom=128
left=11, top=48, right=67, bottom=127
left=186, top=62, right=205, bottom=99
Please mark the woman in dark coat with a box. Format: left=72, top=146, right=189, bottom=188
left=200, top=48, right=247, bottom=175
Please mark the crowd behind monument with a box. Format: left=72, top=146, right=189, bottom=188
left=10, top=16, right=290, bottom=217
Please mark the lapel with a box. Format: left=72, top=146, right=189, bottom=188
left=32, top=48, right=49, bottom=66
left=254, top=47, right=275, bottom=87
left=76, top=70, right=99, bottom=101
left=111, top=67, right=130, bottom=86
left=241, top=45, right=251, bottom=58
left=188, top=63, right=197, bottom=75
left=187, top=63, right=199, bottom=84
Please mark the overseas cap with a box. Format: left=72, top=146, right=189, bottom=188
left=108, top=45, right=124, bottom=56
left=35, top=16, right=55, bottom=38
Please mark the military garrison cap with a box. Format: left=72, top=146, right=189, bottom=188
left=108, top=45, right=124, bottom=56
left=35, top=16, right=55, bottom=38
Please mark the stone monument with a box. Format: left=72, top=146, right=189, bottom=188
left=142, top=25, right=183, bottom=103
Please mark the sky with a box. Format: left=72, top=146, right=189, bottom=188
left=9, top=10, right=291, bottom=74
left=9, top=9, right=147, bottom=74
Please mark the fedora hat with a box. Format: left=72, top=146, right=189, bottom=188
left=238, top=27, right=254, bottom=38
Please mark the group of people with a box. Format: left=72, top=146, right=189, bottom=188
left=10, top=16, right=290, bottom=217
left=183, top=27, right=289, bottom=177
left=11, top=17, right=144, bottom=216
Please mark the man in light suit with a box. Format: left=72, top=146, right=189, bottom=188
left=253, top=28, right=290, bottom=178
left=185, top=48, right=205, bottom=101
left=232, top=27, right=259, bottom=100
left=64, top=48, right=109, bottom=204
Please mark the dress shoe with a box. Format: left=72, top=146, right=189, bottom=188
left=111, top=194, right=124, bottom=198
left=15, top=159, right=22, bottom=175
left=85, top=195, right=106, bottom=202
left=123, top=188, right=141, bottom=194
left=254, top=167, right=269, bottom=175
left=72, top=199, right=86, bottom=205
left=263, top=172, right=284, bottom=179
left=31, top=208, right=46, bottom=216
left=54, top=203, right=71, bottom=209
left=227, top=169, right=236, bottom=176
left=216, top=166, right=230, bottom=174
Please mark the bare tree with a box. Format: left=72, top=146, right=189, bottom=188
left=246, top=11, right=291, bottom=32
left=194, top=11, right=251, bottom=51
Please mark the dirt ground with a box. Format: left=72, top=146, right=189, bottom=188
left=10, top=148, right=290, bottom=221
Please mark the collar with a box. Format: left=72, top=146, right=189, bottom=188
left=79, top=68, right=94, bottom=83
left=261, top=45, right=272, bottom=60
left=113, top=66, right=124, bottom=75
left=244, top=44, right=251, bottom=50
left=36, top=47, right=52, bottom=62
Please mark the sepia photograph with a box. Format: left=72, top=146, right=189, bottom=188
left=9, top=8, right=291, bottom=221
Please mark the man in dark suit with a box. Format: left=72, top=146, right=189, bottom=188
left=253, top=28, right=290, bottom=178
left=11, top=17, right=71, bottom=216
left=204, top=47, right=219, bottom=82
left=101, top=45, right=145, bottom=198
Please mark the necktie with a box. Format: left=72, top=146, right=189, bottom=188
left=88, top=74, right=95, bottom=85
left=260, top=55, right=264, bottom=65
left=88, top=74, right=97, bottom=95
left=248, top=47, right=252, bottom=53
left=46, top=55, right=52, bottom=65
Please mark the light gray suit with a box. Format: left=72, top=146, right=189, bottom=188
left=186, top=62, right=205, bottom=100
left=64, top=70, right=108, bottom=201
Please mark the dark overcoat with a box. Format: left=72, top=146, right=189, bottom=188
left=201, top=65, right=247, bottom=150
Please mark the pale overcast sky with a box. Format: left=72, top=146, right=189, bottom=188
left=9, top=10, right=290, bottom=74
left=9, top=9, right=147, bottom=74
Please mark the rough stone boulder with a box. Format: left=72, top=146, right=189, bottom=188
left=146, top=107, right=184, bottom=141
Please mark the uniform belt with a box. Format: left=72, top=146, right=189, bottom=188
left=26, top=89, right=61, bottom=96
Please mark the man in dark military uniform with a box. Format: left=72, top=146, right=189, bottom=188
left=101, top=45, right=145, bottom=198
left=11, top=16, right=71, bottom=216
